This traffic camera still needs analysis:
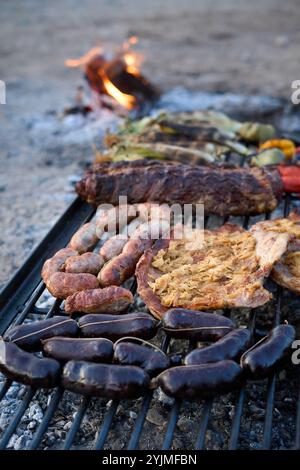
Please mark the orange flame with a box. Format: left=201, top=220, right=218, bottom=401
left=102, top=74, right=136, bottom=110
left=65, top=47, right=102, bottom=68
left=65, top=37, right=143, bottom=110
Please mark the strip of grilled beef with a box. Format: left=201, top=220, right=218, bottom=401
left=76, top=160, right=283, bottom=216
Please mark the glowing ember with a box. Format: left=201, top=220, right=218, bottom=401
left=65, top=37, right=158, bottom=111
left=102, top=73, right=137, bottom=110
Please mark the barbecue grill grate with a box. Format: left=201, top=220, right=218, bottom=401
left=1, top=191, right=300, bottom=450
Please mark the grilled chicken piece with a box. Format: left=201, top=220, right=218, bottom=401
left=250, top=211, right=300, bottom=294
left=76, top=160, right=282, bottom=217
left=136, top=223, right=291, bottom=319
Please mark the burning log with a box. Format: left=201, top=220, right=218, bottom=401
left=65, top=38, right=159, bottom=111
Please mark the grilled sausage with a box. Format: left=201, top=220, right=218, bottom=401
left=69, top=222, right=99, bottom=254
left=62, top=361, right=150, bottom=398
left=64, top=252, right=105, bottom=275
left=157, top=361, right=243, bottom=399
left=46, top=272, right=98, bottom=299
left=114, top=340, right=170, bottom=377
left=184, top=328, right=251, bottom=366
left=0, top=339, right=61, bottom=388
left=79, top=312, right=158, bottom=341
left=241, top=324, right=296, bottom=379
left=99, top=235, right=128, bottom=261
left=162, top=309, right=235, bottom=341
left=4, top=316, right=79, bottom=351
left=41, top=248, right=78, bottom=284
left=96, top=205, right=137, bottom=235
left=64, top=286, right=133, bottom=314
left=98, top=238, right=152, bottom=287
left=42, top=337, right=113, bottom=363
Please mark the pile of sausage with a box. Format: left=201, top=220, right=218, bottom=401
left=41, top=203, right=171, bottom=314
left=0, top=308, right=296, bottom=400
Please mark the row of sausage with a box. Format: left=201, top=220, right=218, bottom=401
left=0, top=309, right=296, bottom=400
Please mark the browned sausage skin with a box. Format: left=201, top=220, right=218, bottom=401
left=64, top=286, right=133, bottom=314
left=64, top=252, right=105, bottom=275
left=98, top=238, right=152, bottom=287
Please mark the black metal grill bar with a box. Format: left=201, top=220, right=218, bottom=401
left=161, top=400, right=181, bottom=450
left=28, top=388, right=64, bottom=450
left=195, top=399, right=212, bottom=450
left=63, top=397, right=91, bottom=450
left=0, top=387, right=36, bottom=450
left=94, top=400, right=120, bottom=450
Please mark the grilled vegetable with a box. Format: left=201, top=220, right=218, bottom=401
left=64, top=286, right=133, bottom=314
left=251, top=149, right=285, bottom=167
left=157, top=360, right=243, bottom=399
left=277, top=165, right=300, bottom=193
left=162, top=309, right=235, bottom=341
left=42, top=337, right=113, bottom=363
left=79, top=312, right=158, bottom=341
left=114, top=338, right=170, bottom=377
left=0, top=339, right=61, bottom=388
left=259, top=139, right=296, bottom=160
left=241, top=324, right=296, bottom=379
left=184, top=328, right=251, bottom=365
left=238, top=122, right=275, bottom=143
left=4, top=316, right=79, bottom=352
left=62, top=361, right=150, bottom=398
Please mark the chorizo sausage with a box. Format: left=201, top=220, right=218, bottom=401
left=64, top=252, right=105, bottom=275
left=162, top=309, right=235, bottom=341
left=69, top=222, right=99, bottom=254
left=62, top=361, right=150, bottom=398
left=64, top=286, right=133, bottom=314
left=157, top=360, right=243, bottom=400
left=98, top=238, right=152, bottom=287
left=42, top=337, right=113, bottom=363
left=4, top=316, right=79, bottom=351
left=241, top=324, right=296, bottom=379
left=99, top=234, right=127, bottom=261
left=0, top=339, right=61, bottom=388
left=41, top=248, right=77, bottom=284
left=78, top=312, right=158, bottom=341
left=184, top=328, right=251, bottom=366
left=46, top=272, right=98, bottom=299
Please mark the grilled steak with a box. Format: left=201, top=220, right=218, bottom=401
left=136, top=223, right=291, bottom=319
left=76, top=160, right=282, bottom=216
left=250, top=211, right=300, bottom=294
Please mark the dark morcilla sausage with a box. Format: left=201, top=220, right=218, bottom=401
left=62, top=361, right=150, bottom=399
left=4, top=317, right=79, bottom=352
left=162, top=309, right=235, bottom=341
left=78, top=312, right=158, bottom=341
left=241, top=324, right=296, bottom=379
left=157, top=360, right=243, bottom=400
left=0, top=339, right=61, bottom=388
left=42, top=337, right=113, bottom=363
left=114, top=340, right=170, bottom=377
left=184, top=328, right=251, bottom=366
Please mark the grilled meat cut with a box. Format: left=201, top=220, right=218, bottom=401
left=76, top=160, right=282, bottom=216
left=136, top=223, right=292, bottom=319
left=250, top=211, right=300, bottom=294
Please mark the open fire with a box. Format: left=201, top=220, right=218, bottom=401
left=65, top=37, right=158, bottom=112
